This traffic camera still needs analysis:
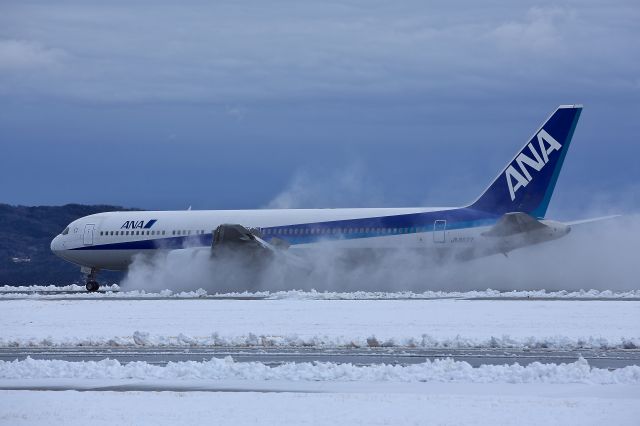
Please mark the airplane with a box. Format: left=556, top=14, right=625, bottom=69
left=51, top=104, right=601, bottom=292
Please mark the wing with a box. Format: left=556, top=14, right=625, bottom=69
left=211, top=224, right=311, bottom=271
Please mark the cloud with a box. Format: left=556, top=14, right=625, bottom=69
left=0, top=2, right=636, bottom=103
left=489, top=7, right=569, bottom=53
left=226, top=106, right=247, bottom=121
left=0, top=39, right=67, bottom=70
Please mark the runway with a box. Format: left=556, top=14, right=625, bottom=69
left=2, top=346, right=638, bottom=369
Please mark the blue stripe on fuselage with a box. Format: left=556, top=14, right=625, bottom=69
left=70, top=207, right=499, bottom=251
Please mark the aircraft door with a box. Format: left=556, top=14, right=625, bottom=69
left=83, top=224, right=95, bottom=245
left=433, top=220, right=446, bottom=243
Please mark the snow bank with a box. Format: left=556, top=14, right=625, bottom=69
left=1, top=356, right=639, bottom=384
left=0, top=284, right=120, bottom=293
left=1, top=285, right=639, bottom=300
left=234, top=288, right=640, bottom=300
left=2, top=331, right=638, bottom=350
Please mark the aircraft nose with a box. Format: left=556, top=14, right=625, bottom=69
left=50, top=235, right=62, bottom=254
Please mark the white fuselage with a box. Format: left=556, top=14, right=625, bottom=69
left=50, top=207, right=569, bottom=270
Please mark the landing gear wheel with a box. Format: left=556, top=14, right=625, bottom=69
left=86, top=281, right=99, bottom=292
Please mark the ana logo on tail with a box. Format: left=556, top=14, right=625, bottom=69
left=505, top=129, right=562, bottom=201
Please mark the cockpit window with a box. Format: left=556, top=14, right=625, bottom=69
left=62, top=227, right=69, bottom=235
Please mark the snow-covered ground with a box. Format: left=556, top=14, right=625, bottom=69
left=1, top=298, right=638, bottom=349
left=2, top=383, right=639, bottom=426
left=1, top=293, right=639, bottom=424
left=1, top=357, right=639, bottom=425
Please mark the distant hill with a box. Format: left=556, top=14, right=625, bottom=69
left=0, top=204, right=138, bottom=285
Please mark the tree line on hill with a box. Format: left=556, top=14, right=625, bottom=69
left=0, top=204, right=137, bottom=285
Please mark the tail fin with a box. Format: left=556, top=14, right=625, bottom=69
left=468, top=105, right=582, bottom=218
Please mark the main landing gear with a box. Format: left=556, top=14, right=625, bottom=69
left=83, top=267, right=100, bottom=292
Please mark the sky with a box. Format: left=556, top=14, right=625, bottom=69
left=0, top=0, right=638, bottom=217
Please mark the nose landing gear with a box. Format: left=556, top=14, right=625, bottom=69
left=86, top=280, right=100, bottom=292
left=83, top=267, right=100, bottom=292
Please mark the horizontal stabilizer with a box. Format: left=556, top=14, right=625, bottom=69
left=482, top=212, right=547, bottom=237
left=566, top=215, right=621, bottom=226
